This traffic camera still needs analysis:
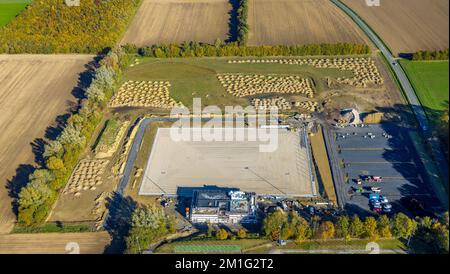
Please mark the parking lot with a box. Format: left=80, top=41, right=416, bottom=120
left=331, top=123, right=440, bottom=216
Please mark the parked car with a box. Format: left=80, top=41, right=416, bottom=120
left=383, top=203, right=392, bottom=213
left=370, top=199, right=382, bottom=207
left=373, top=207, right=383, bottom=214
left=379, top=196, right=389, bottom=204
left=371, top=187, right=381, bottom=193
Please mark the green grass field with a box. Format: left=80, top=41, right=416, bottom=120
left=0, top=0, right=31, bottom=27
left=154, top=239, right=269, bottom=253
left=124, top=57, right=353, bottom=108
left=400, top=60, right=449, bottom=123
left=94, top=119, right=122, bottom=150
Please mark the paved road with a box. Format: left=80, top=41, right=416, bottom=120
left=270, top=248, right=406, bottom=254
left=332, top=0, right=448, bottom=209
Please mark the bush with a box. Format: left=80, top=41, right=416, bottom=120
left=216, top=229, right=229, bottom=240
left=237, top=228, right=247, bottom=239
left=318, top=221, right=335, bottom=240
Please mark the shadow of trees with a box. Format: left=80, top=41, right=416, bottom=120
left=374, top=103, right=447, bottom=214
left=227, top=0, right=239, bottom=43
left=103, top=193, right=137, bottom=254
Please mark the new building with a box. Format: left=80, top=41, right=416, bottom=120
left=190, top=190, right=257, bottom=224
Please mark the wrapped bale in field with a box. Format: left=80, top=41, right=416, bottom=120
left=109, top=80, right=183, bottom=109
left=227, top=57, right=384, bottom=88
left=217, top=74, right=314, bottom=98
left=63, top=159, right=109, bottom=197
left=251, top=97, right=292, bottom=111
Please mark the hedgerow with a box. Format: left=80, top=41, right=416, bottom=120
left=122, top=42, right=371, bottom=58
left=17, top=47, right=132, bottom=226
left=411, top=49, right=449, bottom=61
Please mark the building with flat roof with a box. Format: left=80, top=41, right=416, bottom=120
left=190, top=190, right=257, bottom=224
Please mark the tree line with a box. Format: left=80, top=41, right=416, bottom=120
left=262, top=210, right=449, bottom=253
left=17, top=47, right=132, bottom=226
left=0, top=0, right=140, bottom=54
left=121, top=41, right=371, bottom=58
left=125, top=204, right=176, bottom=254
left=411, top=49, right=449, bottom=61
left=236, top=0, right=249, bottom=46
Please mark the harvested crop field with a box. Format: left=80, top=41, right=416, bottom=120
left=342, top=0, right=449, bottom=55
left=121, top=0, right=231, bottom=46
left=247, top=0, right=367, bottom=46
left=0, top=232, right=110, bottom=254
left=0, top=55, right=93, bottom=234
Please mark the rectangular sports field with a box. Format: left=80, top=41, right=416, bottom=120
left=139, top=127, right=316, bottom=197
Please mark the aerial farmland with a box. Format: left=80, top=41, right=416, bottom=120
left=0, top=0, right=447, bottom=257
left=247, top=0, right=368, bottom=45
left=121, top=0, right=232, bottom=45
left=342, top=0, right=449, bottom=55
left=0, top=54, right=93, bottom=234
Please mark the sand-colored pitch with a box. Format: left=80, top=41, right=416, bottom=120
left=342, top=0, right=449, bottom=55
left=248, top=0, right=367, bottom=46
left=0, top=54, right=93, bottom=234
left=139, top=128, right=316, bottom=197
left=121, top=0, right=231, bottom=46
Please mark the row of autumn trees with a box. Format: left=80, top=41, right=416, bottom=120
left=262, top=211, right=449, bottom=253
left=411, top=49, right=449, bottom=61
left=17, top=47, right=132, bottom=226
left=122, top=42, right=371, bottom=58
left=0, top=0, right=140, bottom=53
left=125, top=204, right=176, bottom=254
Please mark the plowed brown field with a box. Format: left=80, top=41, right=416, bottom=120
left=121, top=0, right=231, bottom=46
left=248, top=0, right=367, bottom=46
left=342, top=0, right=449, bottom=55
left=0, top=232, right=110, bottom=254
left=0, top=55, right=93, bottom=234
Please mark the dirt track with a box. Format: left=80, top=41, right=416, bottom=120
left=342, top=0, right=449, bottom=55
left=121, top=0, right=231, bottom=46
left=248, top=0, right=367, bottom=46
left=0, top=232, right=110, bottom=254
left=0, top=54, right=93, bottom=234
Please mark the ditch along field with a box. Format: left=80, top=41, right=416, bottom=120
left=0, top=54, right=93, bottom=234
left=0, top=232, right=110, bottom=254
left=247, top=0, right=368, bottom=46
left=0, top=0, right=30, bottom=27
left=121, top=0, right=231, bottom=46
left=342, top=0, right=449, bottom=55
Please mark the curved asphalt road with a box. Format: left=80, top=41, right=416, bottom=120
left=332, top=0, right=448, bottom=208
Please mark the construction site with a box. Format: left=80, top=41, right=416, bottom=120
left=138, top=126, right=317, bottom=198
